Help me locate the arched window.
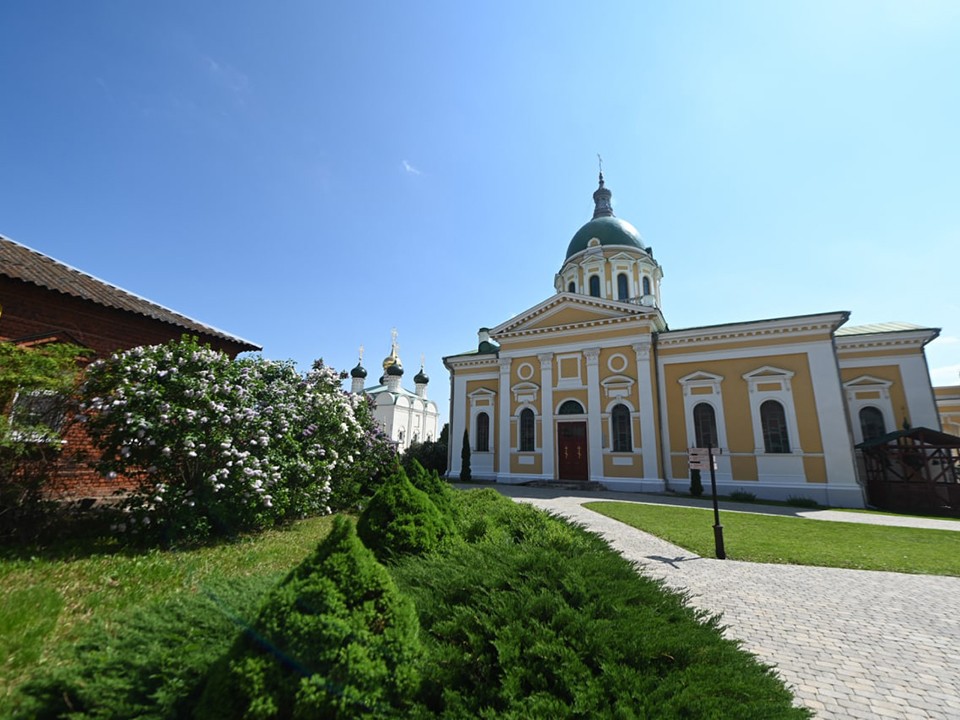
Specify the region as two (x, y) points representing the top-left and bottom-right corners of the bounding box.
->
(617, 273), (629, 300)
(558, 400), (584, 415)
(476, 412), (490, 452)
(642, 276), (651, 296)
(589, 275), (601, 297)
(519, 408), (535, 451)
(760, 400), (790, 453)
(567, 281), (576, 293)
(611, 404), (632, 452)
(859, 407), (886, 442)
(693, 403), (718, 449)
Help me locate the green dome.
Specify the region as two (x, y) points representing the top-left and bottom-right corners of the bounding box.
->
(350, 362), (367, 379)
(565, 216), (646, 260)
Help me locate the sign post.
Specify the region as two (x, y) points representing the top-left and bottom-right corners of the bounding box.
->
(707, 443), (725, 559)
(688, 445), (725, 559)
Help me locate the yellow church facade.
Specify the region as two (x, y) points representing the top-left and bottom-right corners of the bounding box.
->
(443, 175), (943, 508)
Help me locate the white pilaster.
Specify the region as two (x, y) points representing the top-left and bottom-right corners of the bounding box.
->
(498, 357), (512, 478)
(450, 373), (468, 478)
(633, 338), (659, 479)
(808, 344), (864, 505)
(539, 352), (555, 478)
(584, 348), (604, 480)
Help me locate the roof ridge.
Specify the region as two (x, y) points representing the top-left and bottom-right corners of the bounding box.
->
(0, 234), (260, 350)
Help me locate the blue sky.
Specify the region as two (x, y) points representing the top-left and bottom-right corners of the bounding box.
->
(2, 1), (959, 428)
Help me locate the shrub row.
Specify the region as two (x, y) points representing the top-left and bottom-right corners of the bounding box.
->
(13, 478), (809, 719)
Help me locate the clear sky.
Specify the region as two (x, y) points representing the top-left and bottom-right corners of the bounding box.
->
(2, 1), (959, 428)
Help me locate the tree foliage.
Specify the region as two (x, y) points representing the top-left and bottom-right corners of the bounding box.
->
(0, 341), (88, 541)
(689, 469), (704, 498)
(459, 429), (471, 482)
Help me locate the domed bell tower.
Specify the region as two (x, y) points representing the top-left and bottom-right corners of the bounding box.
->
(554, 171), (663, 309)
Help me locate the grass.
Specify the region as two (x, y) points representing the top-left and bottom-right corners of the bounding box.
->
(0, 515), (336, 709)
(1, 490), (809, 718)
(584, 501), (960, 576)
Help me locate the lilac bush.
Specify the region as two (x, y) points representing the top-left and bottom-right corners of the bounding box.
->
(80, 337), (395, 543)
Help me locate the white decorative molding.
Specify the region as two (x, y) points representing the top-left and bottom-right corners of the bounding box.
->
(511, 381), (540, 404)
(607, 353), (628, 373)
(556, 352), (583, 389)
(678, 370), (729, 454)
(601, 374), (635, 399)
(517, 362), (534, 381)
(843, 375), (895, 444)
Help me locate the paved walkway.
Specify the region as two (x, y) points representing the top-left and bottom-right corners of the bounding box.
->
(493, 486), (960, 720)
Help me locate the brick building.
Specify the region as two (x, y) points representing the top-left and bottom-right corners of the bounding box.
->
(1, 234), (261, 498)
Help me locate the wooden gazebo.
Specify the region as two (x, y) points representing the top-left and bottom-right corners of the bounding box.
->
(856, 427), (960, 517)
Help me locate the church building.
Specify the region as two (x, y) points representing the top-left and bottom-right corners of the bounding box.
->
(350, 332), (439, 452)
(443, 174), (944, 508)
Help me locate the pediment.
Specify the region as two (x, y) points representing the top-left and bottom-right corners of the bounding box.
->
(742, 365), (794, 381)
(491, 293), (651, 336)
(843, 375), (893, 389)
(678, 371), (724, 385)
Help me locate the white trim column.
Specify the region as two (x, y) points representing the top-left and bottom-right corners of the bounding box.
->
(808, 344), (863, 506)
(450, 372), (468, 478)
(584, 348), (604, 480)
(633, 338), (659, 479)
(498, 357), (512, 478)
(539, 352), (555, 479)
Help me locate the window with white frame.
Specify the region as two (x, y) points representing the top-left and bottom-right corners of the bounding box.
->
(858, 406), (886, 442)
(475, 412), (490, 452)
(589, 275), (601, 297)
(692, 402), (718, 449)
(610, 403), (632, 452)
(617, 273), (629, 300)
(760, 400), (791, 453)
(678, 371), (728, 452)
(843, 376), (896, 445)
(519, 408), (535, 452)
(742, 366), (800, 455)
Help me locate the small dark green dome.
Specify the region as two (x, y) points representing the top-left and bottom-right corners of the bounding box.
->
(350, 363), (367, 379)
(386, 362), (404, 377)
(565, 216), (645, 260)
(414, 369), (429, 384)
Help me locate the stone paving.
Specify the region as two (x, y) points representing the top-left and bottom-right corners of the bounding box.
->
(496, 487), (960, 720)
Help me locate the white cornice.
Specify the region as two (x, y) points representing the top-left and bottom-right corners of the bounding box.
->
(442, 355), (499, 371)
(659, 312), (849, 349)
(834, 329), (939, 352)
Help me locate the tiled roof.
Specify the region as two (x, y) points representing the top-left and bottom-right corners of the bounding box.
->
(0, 234), (260, 350)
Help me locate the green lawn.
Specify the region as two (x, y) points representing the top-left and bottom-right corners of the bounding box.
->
(0, 516), (336, 708)
(583, 501), (960, 576)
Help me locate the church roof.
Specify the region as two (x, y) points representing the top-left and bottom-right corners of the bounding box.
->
(566, 216), (646, 259)
(0, 234), (260, 351)
(564, 173), (647, 260)
(835, 322), (931, 336)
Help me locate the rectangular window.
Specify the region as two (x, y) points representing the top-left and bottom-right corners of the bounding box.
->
(8, 390), (66, 442)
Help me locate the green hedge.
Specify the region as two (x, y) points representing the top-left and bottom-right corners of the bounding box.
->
(10, 487), (808, 719)
(196, 517), (421, 719)
(356, 468), (451, 561)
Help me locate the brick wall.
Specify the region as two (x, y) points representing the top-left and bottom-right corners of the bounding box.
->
(0, 277), (252, 358)
(2, 276), (256, 500)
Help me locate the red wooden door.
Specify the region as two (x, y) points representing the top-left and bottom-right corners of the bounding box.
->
(557, 422), (588, 481)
